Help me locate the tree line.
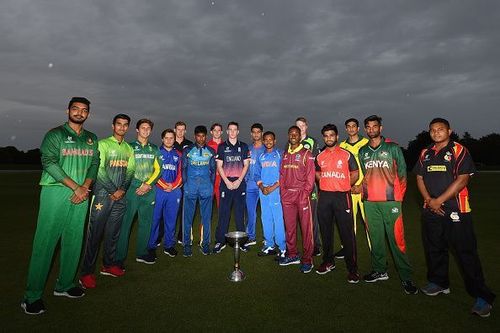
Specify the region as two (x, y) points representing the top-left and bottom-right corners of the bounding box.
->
(1, 130), (499, 169)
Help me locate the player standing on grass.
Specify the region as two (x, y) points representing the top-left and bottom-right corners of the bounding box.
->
(21, 97), (99, 315)
(147, 129), (183, 258)
(315, 124), (360, 282)
(279, 126), (316, 273)
(359, 115), (417, 294)
(182, 125), (216, 257)
(115, 119), (161, 266)
(207, 123), (223, 208)
(244, 123), (266, 248)
(335, 118), (370, 259)
(415, 118), (495, 317)
(255, 131), (286, 257)
(80, 114), (135, 289)
(295, 117), (322, 257)
(213, 122), (250, 254)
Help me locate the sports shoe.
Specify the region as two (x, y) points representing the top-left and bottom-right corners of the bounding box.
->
(164, 247), (178, 257)
(100, 266), (125, 277)
(244, 239), (257, 247)
(279, 256), (301, 266)
(257, 246), (277, 257)
(21, 299), (45, 315)
(334, 247), (345, 259)
(79, 274), (96, 289)
(53, 286), (85, 298)
(471, 298), (492, 318)
(363, 271), (389, 283)
(136, 254), (156, 264)
(315, 262), (335, 275)
(213, 243), (226, 254)
(300, 263), (314, 273)
(183, 245), (193, 257)
(275, 249), (286, 261)
(402, 280), (419, 295)
(200, 245), (211, 256)
(313, 247), (321, 257)
(420, 282), (450, 296)
(347, 272), (360, 284)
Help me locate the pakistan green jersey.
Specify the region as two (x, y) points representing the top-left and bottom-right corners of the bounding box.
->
(39, 122), (99, 186)
(359, 138), (407, 202)
(129, 140), (161, 188)
(95, 136), (135, 194)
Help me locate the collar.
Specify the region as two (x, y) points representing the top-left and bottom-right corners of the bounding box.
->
(288, 144), (304, 154)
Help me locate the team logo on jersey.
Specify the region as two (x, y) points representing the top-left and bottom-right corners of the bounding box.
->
(95, 202), (103, 211)
(391, 207), (399, 214)
(423, 154), (430, 162)
(337, 160), (343, 169)
(64, 136), (75, 144)
(363, 152), (370, 159)
(444, 152), (452, 162)
(238, 147), (241, 153)
(87, 137), (94, 145)
(173, 155), (179, 162)
(450, 212), (460, 222)
(159, 155), (164, 161)
(295, 154), (301, 161)
(109, 150), (117, 157)
(225, 147), (231, 153)
(380, 151), (388, 157)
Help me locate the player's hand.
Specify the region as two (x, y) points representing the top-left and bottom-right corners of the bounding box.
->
(224, 179), (233, 190)
(351, 184), (362, 194)
(232, 179), (241, 189)
(111, 189), (125, 201)
(136, 183), (151, 196)
(428, 198), (445, 216)
(70, 186), (88, 204)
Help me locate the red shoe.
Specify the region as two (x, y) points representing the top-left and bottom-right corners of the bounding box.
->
(79, 274), (96, 289)
(100, 266), (125, 277)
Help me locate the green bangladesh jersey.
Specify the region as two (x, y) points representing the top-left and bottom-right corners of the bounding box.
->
(95, 136), (136, 194)
(39, 122), (99, 186)
(359, 137), (407, 202)
(129, 140), (161, 188)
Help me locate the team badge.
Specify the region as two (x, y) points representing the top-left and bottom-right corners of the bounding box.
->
(87, 137), (94, 145)
(238, 147), (241, 153)
(450, 212), (460, 222)
(173, 155), (179, 162)
(295, 154), (301, 161)
(380, 151), (388, 157)
(444, 152), (452, 162)
(109, 150), (117, 157)
(391, 207), (399, 214)
(64, 136), (75, 144)
(337, 160), (343, 169)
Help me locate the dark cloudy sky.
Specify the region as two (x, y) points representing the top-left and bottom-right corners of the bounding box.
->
(1, 0), (499, 150)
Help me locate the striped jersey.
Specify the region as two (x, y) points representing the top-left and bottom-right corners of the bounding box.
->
(339, 136), (368, 186)
(182, 144), (216, 184)
(157, 146), (182, 190)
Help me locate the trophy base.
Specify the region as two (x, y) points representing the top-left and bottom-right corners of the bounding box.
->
(228, 269), (245, 282)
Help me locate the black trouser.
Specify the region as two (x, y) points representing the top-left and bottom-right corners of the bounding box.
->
(422, 209), (495, 305)
(317, 190), (357, 273)
(81, 192), (126, 275)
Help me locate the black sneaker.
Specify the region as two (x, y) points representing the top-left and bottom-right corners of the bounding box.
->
(363, 271), (389, 283)
(212, 243), (226, 254)
(164, 247), (178, 257)
(53, 286), (85, 298)
(21, 299), (46, 315)
(136, 254), (156, 264)
(334, 247), (345, 259)
(313, 247), (321, 257)
(402, 280), (419, 295)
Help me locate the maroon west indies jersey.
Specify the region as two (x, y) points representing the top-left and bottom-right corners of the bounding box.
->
(279, 144), (316, 194)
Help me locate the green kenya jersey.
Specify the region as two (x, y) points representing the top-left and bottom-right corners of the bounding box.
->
(39, 122), (99, 186)
(129, 140), (161, 188)
(95, 136), (136, 194)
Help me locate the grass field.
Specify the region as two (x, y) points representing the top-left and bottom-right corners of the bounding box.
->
(1, 171), (498, 332)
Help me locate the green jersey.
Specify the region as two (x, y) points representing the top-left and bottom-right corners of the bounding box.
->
(95, 136), (135, 194)
(359, 137), (407, 202)
(129, 140), (161, 188)
(39, 122), (99, 186)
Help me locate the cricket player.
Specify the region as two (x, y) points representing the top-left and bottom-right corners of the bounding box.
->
(335, 118), (370, 259)
(359, 115), (417, 294)
(244, 123), (266, 247)
(207, 123), (223, 208)
(415, 118), (495, 317)
(148, 129), (183, 258)
(315, 124), (359, 282)
(22, 97), (98, 315)
(295, 117), (321, 256)
(115, 119), (161, 266)
(255, 131), (286, 257)
(213, 121), (250, 254)
(279, 126), (316, 273)
(80, 114), (135, 288)
(182, 125), (216, 256)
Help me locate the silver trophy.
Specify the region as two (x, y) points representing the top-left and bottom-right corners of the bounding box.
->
(225, 231), (248, 282)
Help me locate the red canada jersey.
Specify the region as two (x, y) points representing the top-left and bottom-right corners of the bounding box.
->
(315, 146), (358, 192)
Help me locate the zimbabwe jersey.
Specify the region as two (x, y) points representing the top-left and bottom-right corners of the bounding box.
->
(129, 140), (161, 187)
(414, 141), (475, 213)
(95, 136), (135, 194)
(39, 122), (99, 186)
(339, 136), (368, 186)
(359, 138), (407, 202)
